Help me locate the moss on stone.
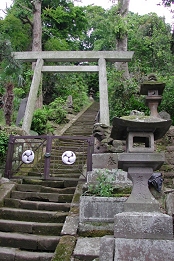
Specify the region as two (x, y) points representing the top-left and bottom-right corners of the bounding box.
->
(78, 229), (113, 237)
(72, 192), (81, 203)
(52, 235), (76, 261)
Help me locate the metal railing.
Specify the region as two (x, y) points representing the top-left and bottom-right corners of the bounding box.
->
(4, 134), (94, 180)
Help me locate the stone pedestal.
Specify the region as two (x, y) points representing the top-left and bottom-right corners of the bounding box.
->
(125, 167), (160, 212)
(99, 212), (174, 261)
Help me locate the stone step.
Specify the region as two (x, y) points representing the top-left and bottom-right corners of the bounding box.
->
(49, 173), (81, 179)
(10, 191), (74, 203)
(43, 178), (79, 187)
(16, 184), (76, 194)
(4, 198), (71, 212)
(27, 171), (82, 177)
(0, 208), (67, 223)
(0, 231), (60, 251)
(22, 177), (79, 187)
(0, 246), (53, 261)
(0, 219), (63, 235)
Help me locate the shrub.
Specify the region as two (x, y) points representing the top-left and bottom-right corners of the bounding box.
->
(31, 108), (49, 134)
(0, 130), (9, 160)
(47, 97), (67, 124)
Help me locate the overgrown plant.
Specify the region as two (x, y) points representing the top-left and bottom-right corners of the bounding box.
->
(88, 170), (114, 197)
(0, 130), (9, 162)
(31, 108), (54, 135)
(47, 98), (67, 124)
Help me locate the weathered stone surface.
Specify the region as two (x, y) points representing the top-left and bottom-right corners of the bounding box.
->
(61, 216), (79, 236)
(73, 237), (100, 261)
(87, 167), (132, 188)
(114, 238), (174, 261)
(13, 51), (134, 62)
(123, 167), (160, 212)
(0, 246), (15, 261)
(53, 235), (76, 261)
(78, 222), (114, 236)
(118, 153), (165, 171)
(0, 183), (16, 207)
(99, 236), (115, 261)
(166, 192), (174, 216)
(92, 153), (118, 169)
(114, 212), (173, 239)
(127, 132), (154, 153)
(16, 97), (28, 126)
(80, 196), (127, 223)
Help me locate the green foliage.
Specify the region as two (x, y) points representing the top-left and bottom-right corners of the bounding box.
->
(0, 14), (31, 51)
(159, 75), (174, 124)
(0, 130), (9, 159)
(127, 12), (173, 74)
(47, 97), (67, 124)
(43, 73), (89, 113)
(88, 170), (114, 197)
(42, 1), (87, 50)
(31, 108), (49, 135)
(108, 68), (148, 121)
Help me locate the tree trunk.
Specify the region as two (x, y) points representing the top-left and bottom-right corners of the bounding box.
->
(32, 0), (42, 53)
(32, 0), (43, 109)
(115, 0), (130, 79)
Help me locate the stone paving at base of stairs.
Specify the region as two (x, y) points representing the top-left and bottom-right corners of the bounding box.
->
(73, 237), (101, 261)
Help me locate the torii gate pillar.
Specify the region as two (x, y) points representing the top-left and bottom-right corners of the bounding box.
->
(98, 58), (110, 126)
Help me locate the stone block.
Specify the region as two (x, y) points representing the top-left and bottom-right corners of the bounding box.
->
(99, 236), (115, 261)
(80, 196), (127, 223)
(92, 153), (118, 169)
(73, 237), (100, 261)
(114, 212), (173, 240)
(61, 216), (79, 236)
(114, 238), (174, 261)
(87, 168), (132, 188)
(166, 192), (174, 216)
(118, 153), (165, 171)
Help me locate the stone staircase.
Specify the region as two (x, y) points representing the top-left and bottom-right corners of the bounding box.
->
(0, 102), (99, 261)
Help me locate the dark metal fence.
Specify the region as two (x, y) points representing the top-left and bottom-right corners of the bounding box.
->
(4, 135), (94, 180)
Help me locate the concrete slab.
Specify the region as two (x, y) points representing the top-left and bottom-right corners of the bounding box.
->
(73, 237), (101, 261)
(114, 238), (174, 261)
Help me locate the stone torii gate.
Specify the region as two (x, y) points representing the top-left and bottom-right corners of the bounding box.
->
(12, 51), (134, 134)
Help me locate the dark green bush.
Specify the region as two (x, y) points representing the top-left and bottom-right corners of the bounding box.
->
(47, 97), (67, 124)
(0, 130), (9, 160)
(31, 108), (49, 135)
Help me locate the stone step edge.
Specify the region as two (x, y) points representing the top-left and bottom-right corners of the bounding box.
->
(0, 246), (53, 261)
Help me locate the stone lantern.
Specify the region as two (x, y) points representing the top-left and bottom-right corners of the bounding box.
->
(140, 74), (165, 118)
(99, 75), (174, 261)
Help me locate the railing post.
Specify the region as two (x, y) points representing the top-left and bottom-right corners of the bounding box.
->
(44, 135), (52, 179)
(87, 136), (94, 172)
(4, 135), (15, 179)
